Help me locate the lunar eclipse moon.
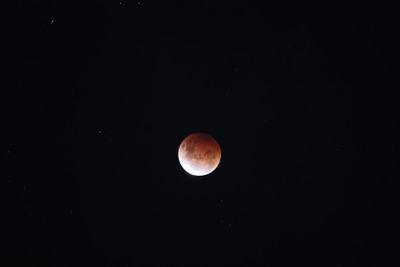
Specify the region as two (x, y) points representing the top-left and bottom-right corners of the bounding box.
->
(178, 133), (221, 176)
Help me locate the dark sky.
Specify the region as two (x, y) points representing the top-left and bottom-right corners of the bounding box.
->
(4, 1), (399, 265)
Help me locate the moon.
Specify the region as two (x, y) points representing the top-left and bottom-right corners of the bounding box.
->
(178, 133), (221, 176)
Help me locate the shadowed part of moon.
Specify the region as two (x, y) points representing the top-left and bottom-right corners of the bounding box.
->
(178, 133), (221, 176)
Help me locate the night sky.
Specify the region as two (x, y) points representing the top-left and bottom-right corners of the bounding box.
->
(5, 1), (399, 265)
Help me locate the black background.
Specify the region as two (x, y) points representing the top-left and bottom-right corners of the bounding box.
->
(4, 1), (399, 265)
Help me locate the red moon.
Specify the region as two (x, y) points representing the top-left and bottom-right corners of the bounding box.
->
(178, 133), (221, 176)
